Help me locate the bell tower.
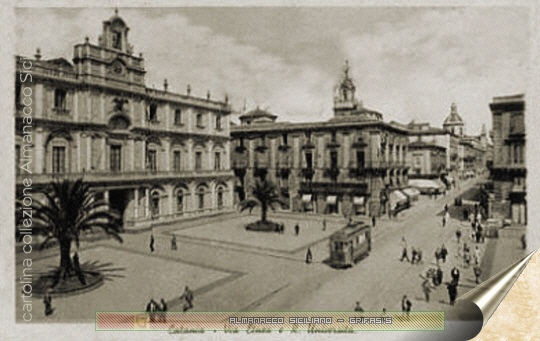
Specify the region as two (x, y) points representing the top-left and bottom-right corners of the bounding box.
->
(99, 8), (132, 54)
(333, 60), (362, 118)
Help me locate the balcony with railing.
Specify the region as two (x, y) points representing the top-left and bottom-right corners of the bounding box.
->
(16, 169), (233, 185)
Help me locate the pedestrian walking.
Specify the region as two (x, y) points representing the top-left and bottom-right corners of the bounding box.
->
(146, 298), (158, 323)
(159, 298), (168, 323)
(455, 229), (462, 245)
(463, 208), (469, 221)
(411, 247), (417, 264)
(436, 266), (443, 286)
(171, 235), (177, 251)
(371, 215), (376, 227)
(149, 234), (155, 253)
(521, 234), (527, 250)
(442, 214), (446, 227)
(322, 218), (327, 231)
(421, 278), (432, 302)
(401, 295), (412, 316)
(180, 286), (194, 311)
(473, 266), (482, 284)
(435, 247), (441, 266)
(440, 244), (448, 263)
(446, 280), (458, 306)
(399, 237), (410, 262)
(43, 288), (54, 316)
(450, 266), (460, 286)
(416, 248), (423, 264)
(444, 203), (449, 213)
(474, 246), (481, 265)
(305, 247), (313, 264)
(354, 301), (364, 312)
(294, 223), (300, 236)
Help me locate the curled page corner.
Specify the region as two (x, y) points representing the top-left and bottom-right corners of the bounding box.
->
(456, 249), (537, 326)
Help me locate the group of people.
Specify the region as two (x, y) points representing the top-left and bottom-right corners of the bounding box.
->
(145, 298), (168, 323)
(399, 237), (423, 264)
(434, 244), (448, 265)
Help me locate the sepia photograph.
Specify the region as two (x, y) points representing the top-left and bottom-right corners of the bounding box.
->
(7, 3), (534, 338)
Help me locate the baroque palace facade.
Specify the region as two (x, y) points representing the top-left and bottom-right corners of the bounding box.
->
(15, 11), (234, 230)
(231, 62), (410, 218)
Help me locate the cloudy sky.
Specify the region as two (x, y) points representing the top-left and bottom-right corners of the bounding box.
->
(15, 6), (529, 134)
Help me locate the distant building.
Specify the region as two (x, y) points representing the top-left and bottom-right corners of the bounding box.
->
(407, 122), (459, 179)
(231, 62), (410, 218)
(484, 94), (526, 224)
(15, 11), (234, 230)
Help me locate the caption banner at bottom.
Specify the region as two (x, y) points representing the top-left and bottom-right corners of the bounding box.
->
(96, 311), (445, 332)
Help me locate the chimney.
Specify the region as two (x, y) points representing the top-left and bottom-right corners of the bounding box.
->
(163, 79), (168, 92)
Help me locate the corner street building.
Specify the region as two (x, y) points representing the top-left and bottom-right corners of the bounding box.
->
(231, 62), (410, 218)
(14, 11), (234, 230)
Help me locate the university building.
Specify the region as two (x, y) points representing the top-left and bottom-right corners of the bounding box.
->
(15, 11), (235, 230)
(484, 94), (526, 224)
(231, 62), (410, 218)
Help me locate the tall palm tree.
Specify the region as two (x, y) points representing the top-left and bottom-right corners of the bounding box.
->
(239, 179), (284, 222)
(16, 178), (123, 284)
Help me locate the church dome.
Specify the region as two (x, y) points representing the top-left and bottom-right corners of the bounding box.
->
(443, 103), (464, 126)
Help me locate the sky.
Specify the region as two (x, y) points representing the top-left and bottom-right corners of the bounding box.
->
(15, 6), (530, 135)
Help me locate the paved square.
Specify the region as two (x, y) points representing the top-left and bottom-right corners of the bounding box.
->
(16, 246), (234, 322)
(171, 213), (346, 253)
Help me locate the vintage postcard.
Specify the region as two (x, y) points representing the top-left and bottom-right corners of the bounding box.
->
(1, 1), (537, 340)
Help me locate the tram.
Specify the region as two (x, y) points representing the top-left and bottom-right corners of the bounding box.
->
(329, 222), (372, 268)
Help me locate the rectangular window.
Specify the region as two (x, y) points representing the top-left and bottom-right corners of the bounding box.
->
(282, 133), (288, 145)
(216, 115), (222, 130)
(148, 104), (157, 122)
(196, 113), (204, 127)
(147, 149), (157, 172)
(174, 109), (182, 125)
(214, 152), (221, 170)
(356, 150), (365, 169)
(110, 145), (122, 172)
(173, 151), (181, 171)
(305, 152), (313, 169)
(331, 131), (337, 142)
(195, 152), (202, 170)
(54, 89), (67, 111)
(330, 151), (338, 169)
(52, 146), (66, 174)
(176, 192), (184, 212)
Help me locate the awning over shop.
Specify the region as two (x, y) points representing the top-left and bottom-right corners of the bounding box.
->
(353, 196), (365, 205)
(389, 190), (408, 207)
(402, 188), (420, 200)
(326, 195), (337, 205)
(302, 194), (312, 203)
(408, 179), (441, 190)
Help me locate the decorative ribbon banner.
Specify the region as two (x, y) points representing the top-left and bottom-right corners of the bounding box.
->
(96, 311), (444, 332)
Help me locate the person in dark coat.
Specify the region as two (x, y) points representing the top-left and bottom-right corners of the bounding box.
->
(371, 215), (376, 227)
(171, 235), (177, 251)
(440, 244), (448, 263)
(294, 223), (300, 236)
(159, 298), (167, 323)
(43, 289), (54, 316)
(146, 298), (158, 323)
(150, 234), (155, 252)
(401, 295), (412, 317)
(305, 247), (313, 264)
(521, 234), (527, 250)
(436, 266), (443, 286)
(450, 267), (460, 285)
(455, 229), (462, 245)
(473, 266), (482, 284)
(181, 286), (194, 311)
(446, 280), (458, 306)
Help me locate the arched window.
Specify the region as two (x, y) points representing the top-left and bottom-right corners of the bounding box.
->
(176, 190), (184, 213)
(151, 191), (160, 216)
(217, 187), (224, 209)
(197, 187), (205, 210)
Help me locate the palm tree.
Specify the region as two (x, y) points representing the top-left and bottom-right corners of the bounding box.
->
(16, 178), (123, 285)
(239, 179), (284, 222)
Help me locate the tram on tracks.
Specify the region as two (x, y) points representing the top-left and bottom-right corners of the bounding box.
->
(329, 221), (372, 268)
